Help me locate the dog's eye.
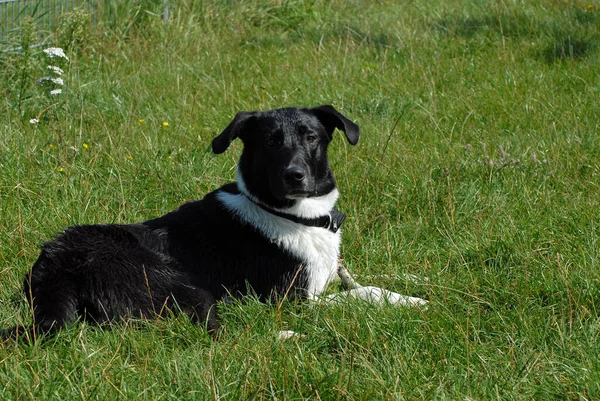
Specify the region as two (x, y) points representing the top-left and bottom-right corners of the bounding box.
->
(306, 135), (317, 144)
(266, 138), (277, 147)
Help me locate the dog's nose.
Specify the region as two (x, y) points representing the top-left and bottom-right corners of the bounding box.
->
(284, 165), (306, 182)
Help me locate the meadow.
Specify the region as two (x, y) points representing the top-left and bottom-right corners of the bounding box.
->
(1, 0), (599, 399)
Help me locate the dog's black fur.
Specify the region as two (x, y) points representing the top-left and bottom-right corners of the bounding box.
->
(1, 105), (359, 342)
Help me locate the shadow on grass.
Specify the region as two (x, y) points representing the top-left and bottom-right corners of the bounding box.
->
(542, 36), (597, 62)
(431, 7), (599, 63)
(432, 12), (537, 39)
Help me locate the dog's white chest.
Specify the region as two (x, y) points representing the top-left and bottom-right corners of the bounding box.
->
(216, 190), (341, 298)
(271, 223), (340, 297)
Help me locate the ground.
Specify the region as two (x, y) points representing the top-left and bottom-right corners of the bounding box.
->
(0, 0), (599, 399)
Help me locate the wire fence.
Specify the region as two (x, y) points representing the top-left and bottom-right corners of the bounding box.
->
(0, 0), (171, 51)
(1, 0), (89, 47)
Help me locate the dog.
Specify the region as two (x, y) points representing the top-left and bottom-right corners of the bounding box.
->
(1, 105), (361, 341)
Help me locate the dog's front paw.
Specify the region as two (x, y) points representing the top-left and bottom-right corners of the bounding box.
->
(325, 286), (429, 309)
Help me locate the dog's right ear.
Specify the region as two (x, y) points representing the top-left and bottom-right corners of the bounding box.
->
(212, 112), (258, 154)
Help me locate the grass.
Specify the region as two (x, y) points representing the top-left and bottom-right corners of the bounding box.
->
(1, 0), (599, 399)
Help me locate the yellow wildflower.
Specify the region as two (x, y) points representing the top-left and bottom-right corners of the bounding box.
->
(162, 121), (169, 127)
(83, 143), (90, 149)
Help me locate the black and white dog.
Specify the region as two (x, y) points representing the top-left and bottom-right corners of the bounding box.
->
(1, 105), (368, 341)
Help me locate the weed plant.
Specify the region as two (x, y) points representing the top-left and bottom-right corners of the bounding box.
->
(1, 0), (599, 399)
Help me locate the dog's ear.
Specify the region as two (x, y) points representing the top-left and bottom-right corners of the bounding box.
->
(212, 111), (258, 154)
(307, 105), (360, 145)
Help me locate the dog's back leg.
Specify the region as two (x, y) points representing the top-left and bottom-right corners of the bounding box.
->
(172, 285), (220, 337)
(23, 254), (79, 340)
(30, 283), (78, 338)
(1, 273), (78, 343)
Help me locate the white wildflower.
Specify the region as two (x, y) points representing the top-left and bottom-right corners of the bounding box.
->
(50, 89), (62, 96)
(47, 65), (64, 76)
(29, 118), (39, 124)
(36, 76), (64, 86)
(43, 47), (69, 61)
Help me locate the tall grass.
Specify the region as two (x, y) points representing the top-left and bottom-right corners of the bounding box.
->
(1, 0), (599, 399)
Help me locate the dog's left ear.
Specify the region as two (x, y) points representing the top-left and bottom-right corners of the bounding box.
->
(307, 105), (360, 145)
(212, 111), (258, 154)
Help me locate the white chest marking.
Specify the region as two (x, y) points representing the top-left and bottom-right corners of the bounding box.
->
(216, 180), (341, 298)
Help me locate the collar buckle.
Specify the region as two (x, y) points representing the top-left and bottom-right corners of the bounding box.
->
(322, 213), (334, 232)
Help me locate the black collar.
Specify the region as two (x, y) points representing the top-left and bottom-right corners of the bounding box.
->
(244, 194), (346, 233)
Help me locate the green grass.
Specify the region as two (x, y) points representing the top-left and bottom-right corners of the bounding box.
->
(1, 0), (600, 399)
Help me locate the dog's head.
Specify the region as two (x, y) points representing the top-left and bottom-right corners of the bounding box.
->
(212, 106), (359, 209)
